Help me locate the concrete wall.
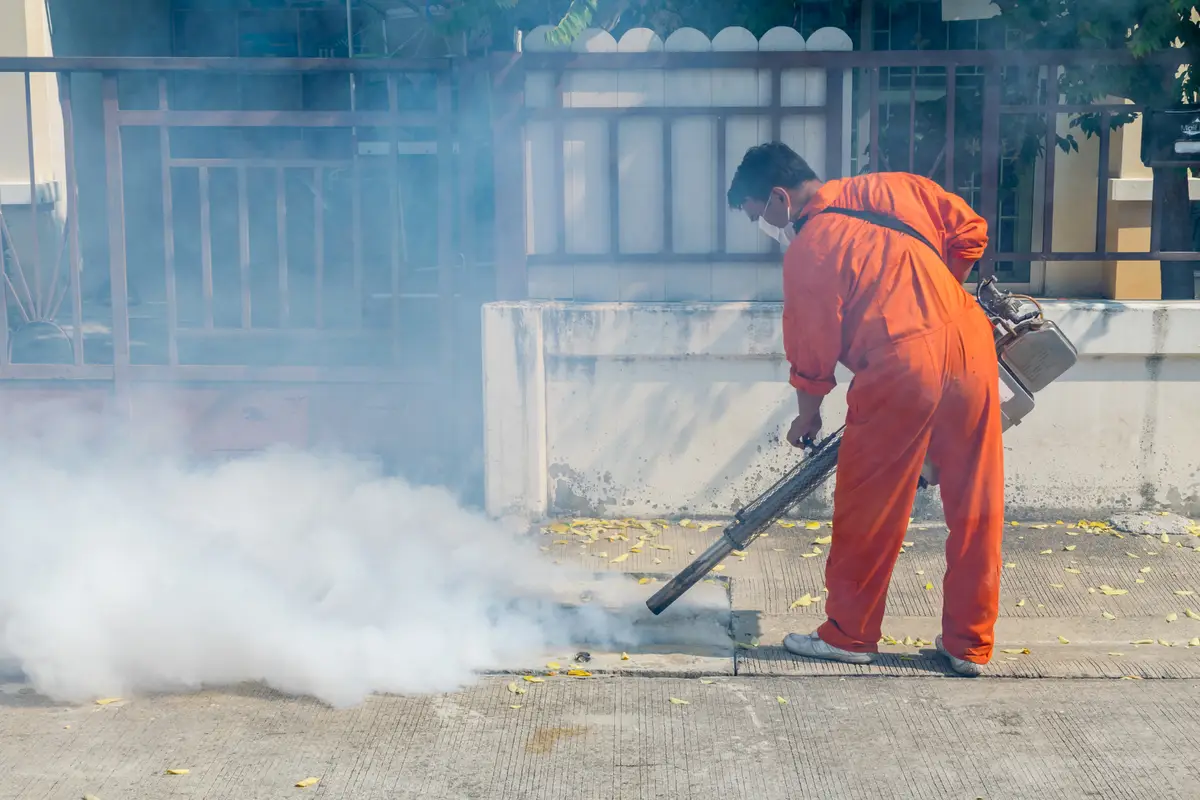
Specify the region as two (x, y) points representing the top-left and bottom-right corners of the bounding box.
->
(483, 300), (1200, 521)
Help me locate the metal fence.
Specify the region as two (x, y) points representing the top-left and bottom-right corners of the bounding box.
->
(490, 42), (1196, 299)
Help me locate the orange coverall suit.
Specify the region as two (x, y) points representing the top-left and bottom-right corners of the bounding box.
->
(784, 172), (1004, 664)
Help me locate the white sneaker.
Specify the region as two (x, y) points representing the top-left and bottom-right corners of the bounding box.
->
(782, 631), (874, 665)
(935, 635), (985, 677)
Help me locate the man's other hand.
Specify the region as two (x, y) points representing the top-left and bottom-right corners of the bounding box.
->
(786, 412), (822, 448)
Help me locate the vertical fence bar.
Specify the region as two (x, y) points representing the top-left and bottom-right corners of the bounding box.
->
(350, 95), (364, 326)
(61, 73), (84, 366)
(944, 67), (956, 190)
(715, 115), (726, 253)
(199, 166), (214, 329)
(387, 74), (402, 363)
(436, 73), (455, 382)
(979, 66), (1001, 280)
(768, 67), (783, 255)
(868, 68), (881, 172)
(553, 71), (566, 257)
(1041, 101), (1057, 257)
(907, 69), (917, 173)
(23, 73), (42, 316)
(275, 166), (289, 327)
(158, 78), (178, 365)
(825, 69), (844, 181)
(661, 116), (673, 253)
(1095, 111), (1111, 255)
(102, 74), (132, 375)
(237, 167), (251, 329)
(607, 118), (619, 255)
(492, 65), (527, 300)
(1150, 171), (1164, 254)
(314, 167), (324, 329)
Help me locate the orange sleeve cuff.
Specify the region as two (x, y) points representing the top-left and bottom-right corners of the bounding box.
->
(789, 368), (836, 397)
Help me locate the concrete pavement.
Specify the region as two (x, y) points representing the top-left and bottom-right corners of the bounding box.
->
(7, 516), (1200, 799)
(5, 677), (1200, 799)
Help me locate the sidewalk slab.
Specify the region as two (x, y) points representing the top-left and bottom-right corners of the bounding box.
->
(5, 676), (1200, 800)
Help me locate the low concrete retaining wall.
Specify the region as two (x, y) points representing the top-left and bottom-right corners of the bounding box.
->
(482, 300), (1200, 520)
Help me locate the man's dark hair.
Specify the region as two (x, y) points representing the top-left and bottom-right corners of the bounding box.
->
(726, 142), (820, 210)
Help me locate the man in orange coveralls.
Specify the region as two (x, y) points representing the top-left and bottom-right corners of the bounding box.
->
(727, 142), (1004, 677)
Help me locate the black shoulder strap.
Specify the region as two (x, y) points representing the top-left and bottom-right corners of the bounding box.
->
(801, 207), (943, 263)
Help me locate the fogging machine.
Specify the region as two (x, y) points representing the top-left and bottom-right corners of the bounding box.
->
(646, 277), (1078, 615)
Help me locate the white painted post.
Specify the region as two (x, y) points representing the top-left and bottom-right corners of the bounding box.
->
(712, 26), (769, 256)
(563, 29), (617, 256)
(522, 25), (563, 257)
(806, 27), (855, 180)
(617, 28), (665, 256)
(664, 28), (715, 255)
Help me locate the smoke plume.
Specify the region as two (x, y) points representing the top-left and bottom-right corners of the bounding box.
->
(0, 397), (702, 709)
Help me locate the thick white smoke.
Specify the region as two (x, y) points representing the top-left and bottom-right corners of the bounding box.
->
(0, 397), (672, 709)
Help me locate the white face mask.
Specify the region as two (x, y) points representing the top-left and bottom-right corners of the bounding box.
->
(756, 190), (794, 248)
(757, 216), (795, 247)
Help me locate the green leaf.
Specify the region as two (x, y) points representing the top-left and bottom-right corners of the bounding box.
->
(545, 0), (600, 47)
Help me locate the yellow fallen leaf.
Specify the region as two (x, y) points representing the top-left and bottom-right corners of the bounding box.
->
(1109, 652), (1124, 657)
(915, 569), (925, 575)
(610, 553), (630, 564)
(1016, 599), (1026, 607)
(629, 547), (643, 554)
(1131, 639), (1155, 645)
(902, 541), (914, 547)
(94, 698), (122, 706)
(1001, 648), (1030, 655)
(699, 679), (714, 684)
(1010, 521), (1019, 526)
(1063, 545), (1077, 552)
(1039, 549), (1053, 555)
(523, 676), (544, 683)
(1064, 568), (1082, 574)
(813, 535), (832, 545)
(1138, 565), (1153, 574)
(1050, 583), (1065, 588)
(903, 636), (914, 646)
(730, 550), (747, 557)
(165, 769), (190, 776)
(1162, 534), (1171, 543)
(1136, 579), (1146, 584)
(777, 521), (796, 528)
(669, 697), (690, 705)
(790, 594), (815, 609)
(1186, 609), (1200, 620)
(1031, 524), (1049, 530)
(800, 553), (819, 559)
(507, 682), (526, 695)
(1099, 585), (1128, 596)
(548, 523), (569, 533)
(1167, 613), (1178, 622)
(1058, 636), (1070, 644)
(621, 652), (630, 661)
(699, 522), (721, 531)
(711, 565), (726, 572)
(1056, 520), (1066, 525)
(679, 519), (693, 527)
(654, 545), (673, 552)
(1160, 639), (1175, 647)
(924, 582), (934, 591)
(777, 696), (788, 704)
(1190, 639), (1200, 648)
(1127, 552), (1140, 559)
(566, 670), (591, 677)
(547, 662), (561, 669)
(1005, 562), (1016, 568)
(295, 777), (320, 788)
(1102, 611), (1116, 620)
(805, 521), (822, 530)
(637, 577), (653, 585)
(510, 704), (522, 709)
